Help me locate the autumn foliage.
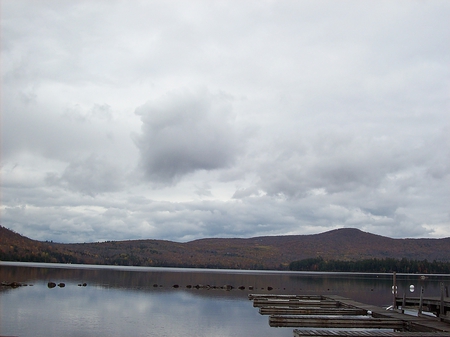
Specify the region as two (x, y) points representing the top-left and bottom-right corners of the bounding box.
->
(1, 226), (449, 270)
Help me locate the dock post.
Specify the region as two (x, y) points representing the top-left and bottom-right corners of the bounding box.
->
(441, 282), (445, 319)
(419, 286), (424, 315)
(401, 292), (406, 314)
(392, 272), (397, 310)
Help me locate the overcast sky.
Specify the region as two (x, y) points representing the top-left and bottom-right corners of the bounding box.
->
(1, 0), (449, 243)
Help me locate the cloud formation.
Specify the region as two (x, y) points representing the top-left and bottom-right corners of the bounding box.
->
(134, 89), (240, 184)
(46, 154), (123, 196)
(1, 1), (449, 243)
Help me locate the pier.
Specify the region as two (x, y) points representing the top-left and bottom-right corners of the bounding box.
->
(395, 296), (450, 321)
(248, 294), (450, 336)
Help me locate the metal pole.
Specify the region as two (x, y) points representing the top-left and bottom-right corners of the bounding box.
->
(402, 292), (406, 314)
(440, 282), (445, 319)
(419, 286), (423, 315)
(392, 272), (397, 310)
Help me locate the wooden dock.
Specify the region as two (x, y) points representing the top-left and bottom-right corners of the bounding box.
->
(248, 294), (450, 336)
(253, 298), (340, 308)
(270, 315), (405, 329)
(396, 296), (450, 321)
(293, 330), (450, 337)
(259, 307), (367, 315)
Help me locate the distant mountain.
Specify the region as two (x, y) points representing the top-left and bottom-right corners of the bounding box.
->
(1, 226), (449, 270)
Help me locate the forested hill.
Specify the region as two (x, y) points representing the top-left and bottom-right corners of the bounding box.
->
(1, 226), (449, 270)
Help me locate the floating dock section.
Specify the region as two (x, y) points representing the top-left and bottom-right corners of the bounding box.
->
(248, 294), (450, 336)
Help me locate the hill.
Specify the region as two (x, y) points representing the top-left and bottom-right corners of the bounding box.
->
(1, 226), (449, 270)
(0, 226), (85, 264)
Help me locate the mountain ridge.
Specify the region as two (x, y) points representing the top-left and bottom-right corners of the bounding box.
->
(1, 226), (449, 269)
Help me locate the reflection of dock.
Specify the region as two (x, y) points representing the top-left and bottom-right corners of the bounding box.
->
(248, 294), (450, 336)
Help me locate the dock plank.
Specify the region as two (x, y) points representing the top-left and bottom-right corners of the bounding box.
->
(259, 307), (367, 315)
(269, 315), (404, 329)
(253, 298), (340, 308)
(250, 294), (450, 333)
(248, 294), (324, 300)
(395, 297), (450, 317)
(327, 295), (450, 332)
(293, 330), (450, 337)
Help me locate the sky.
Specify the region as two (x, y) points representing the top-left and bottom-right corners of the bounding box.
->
(1, 0), (449, 243)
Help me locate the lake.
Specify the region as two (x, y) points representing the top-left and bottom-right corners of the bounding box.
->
(1, 262), (448, 337)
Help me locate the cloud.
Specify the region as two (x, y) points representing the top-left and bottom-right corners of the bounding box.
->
(1, 1), (449, 243)
(134, 89), (241, 185)
(46, 155), (124, 196)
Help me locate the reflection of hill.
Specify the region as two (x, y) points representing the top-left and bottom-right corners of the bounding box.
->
(1, 264), (446, 307)
(1, 226), (450, 270)
(0, 263), (390, 304)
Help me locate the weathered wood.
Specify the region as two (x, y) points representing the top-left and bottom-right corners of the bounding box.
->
(293, 330), (450, 337)
(393, 271), (397, 310)
(259, 306), (367, 315)
(420, 287), (424, 315)
(395, 296), (450, 317)
(403, 292), (407, 314)
(253, 298), (339, 308)
(269, 315), (405, 329)
(328, 295), (450, 332)
(250, 294), (450, 332)
(248, 294), (324, 300)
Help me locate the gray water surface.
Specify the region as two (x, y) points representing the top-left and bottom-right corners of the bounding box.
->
(1, 262), (448, 337)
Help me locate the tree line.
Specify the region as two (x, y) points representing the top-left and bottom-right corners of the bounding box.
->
(0, 247), (81, 264)
(289, 257), (450, 273)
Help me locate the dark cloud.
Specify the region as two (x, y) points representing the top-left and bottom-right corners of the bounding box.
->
(134, 89), (240, 184)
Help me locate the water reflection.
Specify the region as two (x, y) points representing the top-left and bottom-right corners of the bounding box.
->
(2, 281), (285, 337)
(1, 262), (448, 337)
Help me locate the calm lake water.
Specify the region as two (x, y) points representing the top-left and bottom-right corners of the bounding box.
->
(1, 262), (449, 337)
